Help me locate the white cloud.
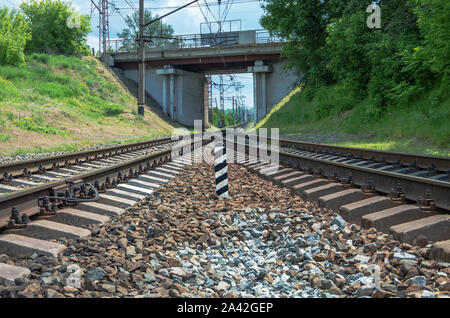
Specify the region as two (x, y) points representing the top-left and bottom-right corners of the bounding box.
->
(163, 0), (207, 34)
(86, 35), (99, 50)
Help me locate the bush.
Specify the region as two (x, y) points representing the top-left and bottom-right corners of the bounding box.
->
(0, 7), (31, 66)
(413, 0), (450, 78)
(20, 0), (91, 56)
(30, 53), (50, 64)
(0, 76), (20, 101)
(261, 0), (449, 115)
(102, 104), (125, 117)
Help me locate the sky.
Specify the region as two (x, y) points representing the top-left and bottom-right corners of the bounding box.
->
(4, 0), (267, 112)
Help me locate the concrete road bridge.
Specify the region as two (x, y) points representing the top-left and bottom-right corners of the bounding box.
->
(105, 30), (298, 127)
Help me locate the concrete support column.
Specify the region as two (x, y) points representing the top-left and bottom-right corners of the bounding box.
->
(157, 65), (183, 120)
(169, 74), (175, 120)
(249, 60), (272, 124)
(261, 71), (266, 116)
(156, 65), (205, 127)
(203, 75), (209, 128)
(253, 73), (259, 124)
(162, 76), (168, 115)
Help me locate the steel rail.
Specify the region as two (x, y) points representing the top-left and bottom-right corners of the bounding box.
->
(278, 150), (450, 211)
(277, 138), (450, 172)
(0, 136), (173, 178)
(228, 137), (450, 211)
(0, 134), (207, 229)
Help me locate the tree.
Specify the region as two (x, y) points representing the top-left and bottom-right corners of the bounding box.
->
(20, 0), (91, 56)
(260, 0), (447, 110)
(0, 7), (31, 66)
(413, 0), (450, 78)
(116, 9), (175, 51)
(260, 0), (346, 85)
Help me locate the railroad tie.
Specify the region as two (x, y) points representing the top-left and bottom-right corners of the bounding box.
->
(214, 142), (229, 198)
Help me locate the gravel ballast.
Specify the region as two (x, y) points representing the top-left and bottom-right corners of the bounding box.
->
(0, 161), (449, 298)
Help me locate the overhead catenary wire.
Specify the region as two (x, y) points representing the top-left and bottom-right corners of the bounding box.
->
(5, 0), (19, 7)
(106, 0), (258, 13)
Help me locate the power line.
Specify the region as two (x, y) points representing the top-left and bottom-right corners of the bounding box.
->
(5, 0), (19, 7)
(124, 0), (136, 11)
(110, 0), (258, 12)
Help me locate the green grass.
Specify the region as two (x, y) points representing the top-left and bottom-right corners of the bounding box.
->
(0, 53), (176, 155)
(8, 134), (170, 156)
(0, 133), (11, 142)
(9, 143), (80, 156)
(0, 54), (135, 121)
(255, 79), (450, 156)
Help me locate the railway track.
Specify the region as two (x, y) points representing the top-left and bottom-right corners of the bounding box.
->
(0, 133), (212, 287)
(0, 131), (449, 297)
(0, 134), (209, 230)
(225, 132), (450, 260)
(227, 133), (450, 209)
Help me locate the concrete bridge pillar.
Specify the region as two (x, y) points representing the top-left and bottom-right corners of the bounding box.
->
(169, 74), (175, 119)
(156, 65), (206, 127)
(157, 65), (183, 121)
(249, 60), (298, 125)
(249, 60), (272, 124)
(203, 76), (210, 127)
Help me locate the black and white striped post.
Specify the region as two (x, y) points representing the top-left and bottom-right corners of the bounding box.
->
(214, 142), (228, 198)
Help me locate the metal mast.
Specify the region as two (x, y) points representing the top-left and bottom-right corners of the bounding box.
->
(91, 0), (110, 55)
(99, 0), (110, 54)
(137, 0), (199, 116)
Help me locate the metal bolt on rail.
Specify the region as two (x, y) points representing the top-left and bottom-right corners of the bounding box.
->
(362, 177), (375, 195)
(7, 207), (29, 229)
(418, 190), (436, 211)
(340, 175), (353, 188)
(38, 165), (46, 174)
(389, 183), (406, 204)
(22, 168), (30, 177)
(105, 176), (111, 188)
(328, 172), (338, 182)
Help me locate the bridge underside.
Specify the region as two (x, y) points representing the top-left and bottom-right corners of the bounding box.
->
(109, 44), (297, 127)
(114, 53), (281, 74)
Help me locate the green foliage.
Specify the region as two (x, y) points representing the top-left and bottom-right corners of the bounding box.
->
(260, 0), (450, 119)
(413, 0), (450, 77)
(116, 9), (175, 51)
(8, 112), (68, 135)
(20, 0), (91, 56)
(260, 0), (338, 85)
(0, 75), (20, 101)
(0, 54), (129, 121)
(211, 108), (226, 127)
(0, 53), (176, 155)
(326, 11), (376, 92)
(210, 108), (245, 127)
(0, 7), (31, 66)
(101, 104), (125, 117)
(255, 83), (450, 155)
(0, 133), (11, 143)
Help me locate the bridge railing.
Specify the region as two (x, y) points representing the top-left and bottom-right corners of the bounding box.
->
(107, 29), (286, 53)
(255, 30), (285, 44)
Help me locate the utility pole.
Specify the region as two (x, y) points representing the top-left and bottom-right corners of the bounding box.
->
(137, 0), (198, 117)
(138, 0), (145, 116)
(219, 75), (225, 126)
(91, 0), (110, 56)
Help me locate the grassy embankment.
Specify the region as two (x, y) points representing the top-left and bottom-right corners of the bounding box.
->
(0, 54), (179, 156)
(254, 82), (450, 156)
